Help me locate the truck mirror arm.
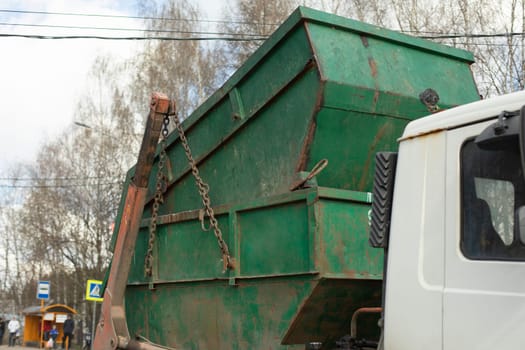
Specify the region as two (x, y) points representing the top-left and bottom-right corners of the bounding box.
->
(475, 106), (525, 182)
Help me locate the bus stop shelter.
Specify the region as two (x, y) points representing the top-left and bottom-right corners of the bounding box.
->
(22, 304), (77, 348)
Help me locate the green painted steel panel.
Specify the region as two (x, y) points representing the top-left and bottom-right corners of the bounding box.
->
(125, 187), (382, 348)
(237, 201), (311, 276)
(128, 227), (149, 283)
(146, 67), (322, 216)
(316, 199), (382, 277)
(130, 216), (232, 283)
(308, 108), (406, 192)
(157, 215), (231, 281)
(125, 275), (382, 349)
(126, 277), (315, 350)
(310, 22), (479, 117)
(109, 5), (482, 350)
(234, 26), (314, 119)
(116, 5), (479, 227)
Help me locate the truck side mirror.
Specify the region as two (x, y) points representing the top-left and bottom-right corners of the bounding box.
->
(475, 106), (525, 182)
(475, 110), (520, 150)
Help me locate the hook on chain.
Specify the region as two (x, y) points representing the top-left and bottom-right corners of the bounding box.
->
(144, 98), (234, 275)
(172, 109), (234, 272)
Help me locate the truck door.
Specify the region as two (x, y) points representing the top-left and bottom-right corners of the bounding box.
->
(443, 118), (525, 349)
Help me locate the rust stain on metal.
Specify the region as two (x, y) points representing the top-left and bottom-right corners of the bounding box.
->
(368, 57), (378, 78)
(315, 205), (326, 271)
(360, 35), (369, 47)
(373, 90), (380, 105)
(164, 155), (173, 184)
(295, 114), (318, 173)
(95, 186), (149, 350)
(335, 238), (346, 271)
(135, 93), (171, 188)
(151, 292), (159, 303)
(357, 122), (391, 191)
(94, 93), (173, 350)
(398, 126), (447, 142)
(140, 203), (231, 228)
(295, 73), (325, 175)
(304, 22), (325, 82)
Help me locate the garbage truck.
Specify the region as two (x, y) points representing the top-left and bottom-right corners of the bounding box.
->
(93, 6), (525, 350)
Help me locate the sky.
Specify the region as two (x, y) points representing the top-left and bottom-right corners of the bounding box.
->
(0, 0), (224, 176)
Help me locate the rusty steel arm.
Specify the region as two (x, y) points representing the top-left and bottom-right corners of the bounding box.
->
(93, 93), (175, 350)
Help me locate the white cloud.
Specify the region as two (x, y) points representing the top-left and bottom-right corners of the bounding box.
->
(0, 0), (142, 172)
(0, 0), (227, 174)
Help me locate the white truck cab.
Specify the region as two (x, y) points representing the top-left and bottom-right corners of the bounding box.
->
(371, 90), (525, 350)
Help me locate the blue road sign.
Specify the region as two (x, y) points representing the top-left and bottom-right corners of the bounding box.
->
(86, 279), (103, 302)
(37, 280), (50, 300)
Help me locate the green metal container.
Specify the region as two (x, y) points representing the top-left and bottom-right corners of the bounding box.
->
(114, 6), (479, 349)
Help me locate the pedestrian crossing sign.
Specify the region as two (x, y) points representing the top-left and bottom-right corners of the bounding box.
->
(86, 279), (104, 302)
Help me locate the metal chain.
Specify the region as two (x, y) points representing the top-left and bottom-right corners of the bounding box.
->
(144, 115), (170, 277)
(172, 112), (234, 272)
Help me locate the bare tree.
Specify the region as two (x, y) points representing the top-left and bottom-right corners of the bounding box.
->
(220, 0), (299, 68)
(0, 55), (142, 315)
(0, 165), (42, 312)
(367, 0), (525, 97)
(131, 0), (228, 119)
(220, 0), (392, 70)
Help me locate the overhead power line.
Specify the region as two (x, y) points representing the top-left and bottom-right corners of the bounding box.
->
(0, 8), (523, 42)
(1, 8), (522, 40)
(0, 31), (521, 42)
(0, 33), (267, 41)
(0, 8), (278, 27)
(0, 21), (266, 37)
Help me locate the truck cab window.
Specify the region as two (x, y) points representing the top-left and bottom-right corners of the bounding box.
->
(461, 138), (525, 260)
(474, 177), (514, 245)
